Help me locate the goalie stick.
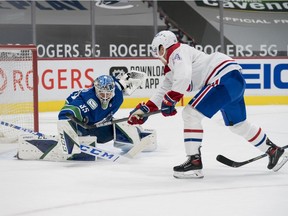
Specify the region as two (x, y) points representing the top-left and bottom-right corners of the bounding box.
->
(79, 143), (128, 162)
(216, 145), (288, 171)
(66, 108), (167, 129)
(0, 120), (125, 162)
(0, 120), (47, 138)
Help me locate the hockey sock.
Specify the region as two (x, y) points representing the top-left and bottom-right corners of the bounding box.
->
(182, 106), (204, 155)
(230, 121), (268, 152)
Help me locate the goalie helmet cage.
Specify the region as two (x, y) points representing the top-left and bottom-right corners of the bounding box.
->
(0, 44), (39, 143)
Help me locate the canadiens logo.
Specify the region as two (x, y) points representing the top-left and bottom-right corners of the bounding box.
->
(0, 68), (7, 94)
(172, 53), (182, 64)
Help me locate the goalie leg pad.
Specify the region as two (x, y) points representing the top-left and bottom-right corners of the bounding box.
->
(57, 120), (81, 154)
(18, 134), (70, 161)
(113, 122), (157, 153)
(18, 134), (98, 161)
(87, 125), (114, 143)
(69, 136), (98, 161)
(18, 120), (98, 161)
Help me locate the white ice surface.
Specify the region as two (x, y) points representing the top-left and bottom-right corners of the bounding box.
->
(0, 106), (288, 216)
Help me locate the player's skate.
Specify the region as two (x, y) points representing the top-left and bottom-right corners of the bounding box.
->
(173, 154), (204, 179)
(266, 138), (285, 170)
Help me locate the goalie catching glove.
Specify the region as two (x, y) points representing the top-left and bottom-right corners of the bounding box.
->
(128, 100), (158, 125)
(117, 70), (146, 96)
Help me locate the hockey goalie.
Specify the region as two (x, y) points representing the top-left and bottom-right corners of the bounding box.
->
(17, 71), (157, 161)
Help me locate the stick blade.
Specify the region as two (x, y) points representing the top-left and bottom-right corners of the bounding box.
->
(216, 154), (239, 167)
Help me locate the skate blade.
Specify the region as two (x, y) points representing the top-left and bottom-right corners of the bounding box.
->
(273, 152), (288, 172)
(173, 170), (204, 179)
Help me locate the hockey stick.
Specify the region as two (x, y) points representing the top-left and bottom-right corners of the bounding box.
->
(79, 144), (127, 162)
(66, 108), (167, 129)
(0, 120), (47, 138)
(124, 133), (153, 158)
(0, 120), (125, 162)
(216, 145), (288, 168)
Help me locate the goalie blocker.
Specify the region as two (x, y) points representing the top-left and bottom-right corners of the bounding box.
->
(17, 120), (157, 161)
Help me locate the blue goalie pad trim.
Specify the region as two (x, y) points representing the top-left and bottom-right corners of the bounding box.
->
(68, 142), (96, 161)
(115, 126), (153, 144)
(136, 127), (152, 139)
(67, 152), (96, 161)
(115, 125), (134, 144)
(27, 139), (58, 153)
(63, 131), (77, 154)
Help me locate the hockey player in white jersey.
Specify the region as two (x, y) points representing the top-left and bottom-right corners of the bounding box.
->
(128, 30), (286, 179)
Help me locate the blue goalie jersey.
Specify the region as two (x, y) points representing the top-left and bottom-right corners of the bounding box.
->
(58, 79), (124, 126)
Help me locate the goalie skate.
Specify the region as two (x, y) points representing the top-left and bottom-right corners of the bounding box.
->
(273, 152), (288, 172)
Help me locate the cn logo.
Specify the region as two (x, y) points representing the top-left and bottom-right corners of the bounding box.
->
(95, 0), (134, 9)
(0, 68), (7, 94)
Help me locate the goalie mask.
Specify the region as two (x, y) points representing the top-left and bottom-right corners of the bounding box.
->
(94, 75), (115, 110)
(151, 30), (178, 63)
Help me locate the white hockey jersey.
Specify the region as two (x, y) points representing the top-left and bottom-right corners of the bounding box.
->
(150, 43), (242, 107)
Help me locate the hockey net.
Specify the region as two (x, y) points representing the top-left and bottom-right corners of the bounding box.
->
(0, 45), (38, 143)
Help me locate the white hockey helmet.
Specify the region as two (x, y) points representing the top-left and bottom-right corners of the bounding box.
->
(94, 75), (115, 110)
(151, 30), (178, 58)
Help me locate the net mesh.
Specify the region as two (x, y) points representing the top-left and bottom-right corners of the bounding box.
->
(0, 47), (36, 143)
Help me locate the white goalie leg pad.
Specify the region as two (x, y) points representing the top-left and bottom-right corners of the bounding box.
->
(17, 134), (98, 161)
(18, 133), (72, 161)
(113, 122), (157, 157)
(139, 128), (157, 152)
(57, 120), (81, 154)
(0, 131), (18, 143)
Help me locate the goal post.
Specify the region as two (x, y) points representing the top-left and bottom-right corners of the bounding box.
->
(0, 44), (38, 143)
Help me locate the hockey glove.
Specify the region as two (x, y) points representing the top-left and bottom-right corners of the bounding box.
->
(161, 91), (183, 117)
(117, 70), (146, 96)
(128, 101), (158, 125)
